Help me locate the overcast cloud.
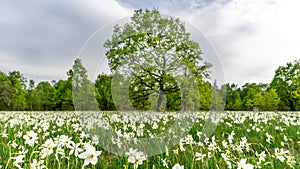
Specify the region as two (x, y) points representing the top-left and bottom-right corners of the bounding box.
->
(0, 0), (299, 86)
(0, 0), (131, 81)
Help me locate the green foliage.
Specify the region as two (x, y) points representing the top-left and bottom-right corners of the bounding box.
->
(0, 71), (14, 110)
(240, 83), (263, 110)
(270, 59), (300, 110)
(54, 79), (74, 111)
(33, 81), (56, 110)
(95, 74), (115, 111)
(198, 81), (212, 110)
(8, 71), (28, 110)
(223, 83), (242, 111)
(71, 58), (98, 111)
(104, 9), (211, 111)
(265, 89), (280, 111)
(221, 83), (280, 111)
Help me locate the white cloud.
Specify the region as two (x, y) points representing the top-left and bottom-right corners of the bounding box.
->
(0, 52), (65, 82)
(152, 0), (300, 85)
(0, 0), (132, 82)
(59, 0), (132, 23)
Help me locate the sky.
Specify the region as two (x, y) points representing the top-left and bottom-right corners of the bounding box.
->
(0, 0), (299, 86)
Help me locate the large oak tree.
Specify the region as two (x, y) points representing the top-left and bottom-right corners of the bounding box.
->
(104, 9), (211, 111)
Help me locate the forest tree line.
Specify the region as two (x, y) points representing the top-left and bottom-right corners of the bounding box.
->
(0, 58), (299, 111)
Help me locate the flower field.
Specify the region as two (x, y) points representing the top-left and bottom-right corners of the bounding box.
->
(0, 111), (299, 169)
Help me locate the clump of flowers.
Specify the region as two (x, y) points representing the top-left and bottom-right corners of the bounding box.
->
(125, 148), (147, 169)
(23, 130), (38, 146)
(78, 144), (102, 167)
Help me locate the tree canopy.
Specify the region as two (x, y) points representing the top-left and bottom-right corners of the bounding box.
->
(270, 59), (300, 110)
(104, 9), (211, 111)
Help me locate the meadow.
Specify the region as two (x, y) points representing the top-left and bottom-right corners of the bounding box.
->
(0, 111), (299, 169)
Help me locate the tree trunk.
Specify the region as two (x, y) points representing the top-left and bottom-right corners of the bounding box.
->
(290, 100), (296, 111)
(156, 90), (163, 112)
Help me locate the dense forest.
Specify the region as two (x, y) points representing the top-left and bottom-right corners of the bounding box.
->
(0, 58), (299, 111)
